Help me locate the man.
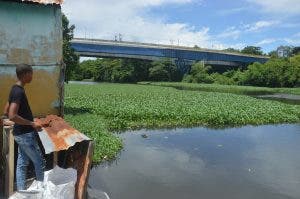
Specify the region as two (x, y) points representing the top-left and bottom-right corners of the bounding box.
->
(5, 64), (45, 191)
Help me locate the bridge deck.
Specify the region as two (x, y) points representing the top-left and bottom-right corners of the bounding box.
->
(71, 38), (269, 66)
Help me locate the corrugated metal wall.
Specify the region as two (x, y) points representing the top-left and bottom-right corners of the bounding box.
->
(0, 1), (63, 117)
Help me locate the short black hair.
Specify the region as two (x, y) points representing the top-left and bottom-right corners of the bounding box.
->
(16, 64), (33, 79)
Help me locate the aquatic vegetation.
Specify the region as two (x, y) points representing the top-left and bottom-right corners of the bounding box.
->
(64, 83), (300, 162)
(141, 82), (300, 95)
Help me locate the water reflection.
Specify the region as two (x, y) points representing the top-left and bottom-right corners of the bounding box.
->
(89, 124), (300, 199)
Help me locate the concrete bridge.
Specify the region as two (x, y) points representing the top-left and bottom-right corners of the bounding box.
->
(71, 38), (269, 73)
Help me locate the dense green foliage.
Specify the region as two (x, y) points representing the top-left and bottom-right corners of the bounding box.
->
(62, 14), (79, 82)
(293, 47), (300, 55)
(73, 58), (182, 83)
(149, 59), (183, 81)
(182, 62), (213, 83)
(223, 46), (264, 56)
(241, 46), (264, 56)
(242, 56), (300, 87)
(64, 83), (300, 162)
(184, 55), (300, 88)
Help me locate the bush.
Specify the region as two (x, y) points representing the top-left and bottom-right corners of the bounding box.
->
(210, 73), (235, 85)
(241, 55), (300, 87)
(182, 62), (213, 83)
(149, 59), (183, 82)
(149, 63), (170, 81)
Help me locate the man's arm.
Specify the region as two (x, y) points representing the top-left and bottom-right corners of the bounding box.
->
(9, 102), (41, 130)
(3, 101), (9, 117)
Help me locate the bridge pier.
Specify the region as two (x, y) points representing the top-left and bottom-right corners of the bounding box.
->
(174, 59), (192, 74)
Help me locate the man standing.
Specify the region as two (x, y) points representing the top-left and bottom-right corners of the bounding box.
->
(7, 64), (45, 191)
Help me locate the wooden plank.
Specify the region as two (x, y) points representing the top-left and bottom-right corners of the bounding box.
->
(53, 151), (58, 167)
(76, 141), (94, 199)
(4, 127), (14, 197)
(0, 125), (4, 196)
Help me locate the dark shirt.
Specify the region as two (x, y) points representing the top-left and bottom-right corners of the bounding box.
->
(8, 85), (34, 135)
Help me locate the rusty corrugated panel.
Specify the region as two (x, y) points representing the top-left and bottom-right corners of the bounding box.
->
(21, 0), (64, 5)
(36, 115), (91, 154)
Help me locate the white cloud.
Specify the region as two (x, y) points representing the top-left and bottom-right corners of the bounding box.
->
(255, 38), (277, 46)
(244, 20), (280, 32)
(217, 27), (241, 40)
(218, 7), (247, 16)
(62, 0), (218, 48)
(248, 0), (300, 15)
(218, 20), (279, 42)
(284, 38), (300, 45)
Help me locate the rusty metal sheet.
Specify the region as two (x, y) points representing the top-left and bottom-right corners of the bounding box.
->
(36, 115), (91, 154)
(22, 0), (64, 5)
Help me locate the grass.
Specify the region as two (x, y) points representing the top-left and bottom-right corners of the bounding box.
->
(64, 83), (300, 162)
(139, 82), (300, 95)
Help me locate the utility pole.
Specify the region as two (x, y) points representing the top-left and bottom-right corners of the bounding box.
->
(170, 39), (174, 45)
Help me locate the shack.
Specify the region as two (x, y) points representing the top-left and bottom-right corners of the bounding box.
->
(0, 0), (93, 198)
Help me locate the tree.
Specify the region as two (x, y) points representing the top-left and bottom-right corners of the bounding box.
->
(182, 62), (213, 83)
(149, 61), (169, 81)
(62, 14), (79, 82)
(241, 46), (263, 56)
(241, 55), (300, 87)
(149, 59), (183, 82)
(121, 59), (152, 82)
(224, 48), (240, 54)
(292, 47), (300, 55)
(268, 50), (278, 58)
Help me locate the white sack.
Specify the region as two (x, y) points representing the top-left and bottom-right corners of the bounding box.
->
(9, 166), (77, 199)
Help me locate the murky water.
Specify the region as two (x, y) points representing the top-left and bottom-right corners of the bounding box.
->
(89, 124), (300, 199)
(253, 94), (300, 105)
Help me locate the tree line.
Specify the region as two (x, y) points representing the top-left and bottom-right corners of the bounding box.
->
(69, 54), (300, 88)
(71, 58), (183, 83)
(183, 54), (300, 88)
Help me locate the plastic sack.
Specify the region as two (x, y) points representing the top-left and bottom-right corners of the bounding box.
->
(9, 166), (77, 199)
(43, 166), (77, 199)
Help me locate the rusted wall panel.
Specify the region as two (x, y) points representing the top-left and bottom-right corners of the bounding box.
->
(36, 115), (91, 154)
(0, 1), (63, 117)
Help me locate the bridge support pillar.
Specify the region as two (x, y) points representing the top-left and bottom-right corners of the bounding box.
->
(175, 59), (192, 74)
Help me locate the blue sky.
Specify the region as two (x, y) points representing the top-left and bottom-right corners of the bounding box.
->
(62, 0), (300, 53)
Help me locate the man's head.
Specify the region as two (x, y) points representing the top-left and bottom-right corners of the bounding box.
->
(16, 64), (33, 84)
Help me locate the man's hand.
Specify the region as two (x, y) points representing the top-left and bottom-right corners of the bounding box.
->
(31, 122), (42, 132)
(3, 119), (14, 126)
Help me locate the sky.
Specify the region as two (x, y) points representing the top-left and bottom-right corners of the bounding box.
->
(62, 0), (300, 53)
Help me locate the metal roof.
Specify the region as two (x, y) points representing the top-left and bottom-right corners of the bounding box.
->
(36, 115), (91, 154)
(21, 0), (63, 5)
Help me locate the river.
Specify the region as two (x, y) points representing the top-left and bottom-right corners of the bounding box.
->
(88, 124), (300, 199)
